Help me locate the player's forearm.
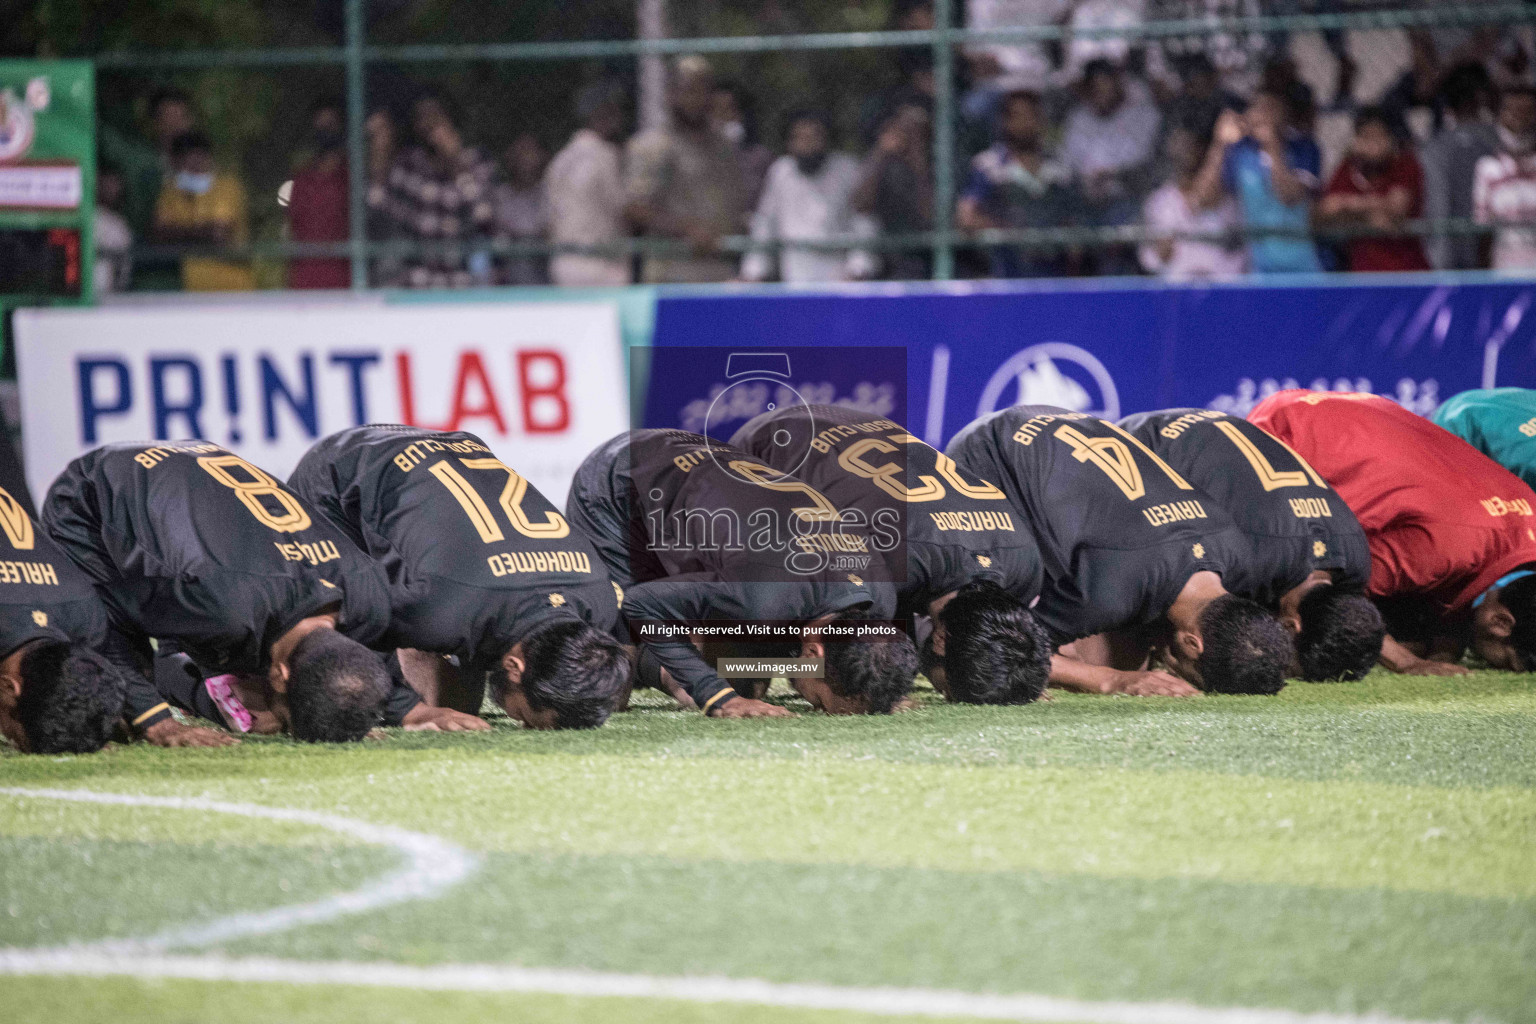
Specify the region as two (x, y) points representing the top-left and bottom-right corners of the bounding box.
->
(1377, 634), (1425, 673)
(98, 628), (173, 731)
(639, 639), (739, 714)
(1048, 653), (1118, 694)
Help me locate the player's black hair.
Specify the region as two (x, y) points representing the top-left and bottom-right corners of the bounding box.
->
(169, 130), (213, 160)
(491, 619), (629, 729)
(1195, 594), (1293, 694)
(1295, 586), (1384, 681)
(821, 615), (917, 714)
(285, 628), (390, 742)
(14, 642), (125, 754)
(938, 580), (1051, 704)
(1501, 573), (1536, 672)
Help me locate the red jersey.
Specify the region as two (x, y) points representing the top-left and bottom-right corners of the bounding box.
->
(1248, 390), (1536, 616)
(285, 160), (350, 290)
(1322, 152), (1431, 273)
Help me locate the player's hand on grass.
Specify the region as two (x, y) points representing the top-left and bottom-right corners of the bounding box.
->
(1113, 670), (1201, 697)
(1401, 659), (1470, 677)
(709, 697), (796, 719)
(400, 705), (491, 732)
(142, 719), (239, 748)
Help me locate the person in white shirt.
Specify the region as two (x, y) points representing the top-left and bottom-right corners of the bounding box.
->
(94, 164), (133, 293)
(1473, 85), (1536, 270)
(545, 81), (630, 287)
(1140, 122), (1247, 280)
(740, 110), (875, 284)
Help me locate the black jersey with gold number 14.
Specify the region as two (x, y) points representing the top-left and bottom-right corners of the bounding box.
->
(946, 406), (1252, 644)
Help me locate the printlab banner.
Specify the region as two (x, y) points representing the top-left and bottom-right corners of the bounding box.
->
(14, 300), (628, 503)
(647, 279), (1536, 446)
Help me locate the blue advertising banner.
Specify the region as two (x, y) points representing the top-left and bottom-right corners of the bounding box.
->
(645, 278), (1536, 448)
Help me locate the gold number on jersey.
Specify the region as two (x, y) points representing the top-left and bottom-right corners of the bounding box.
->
(728, 459), (840, 521)
(1213, 420), (1329, 490)
(837, 436), (945, 503)
(430, 458), (569, 543)
(1053, 423), (1195, 501)
(930, 451), (1006, 500)
(0, 487), (34, 550)
(197, 455), (313, 533)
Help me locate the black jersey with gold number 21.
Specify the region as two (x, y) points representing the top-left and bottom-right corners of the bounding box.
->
(289, 426), (618, 673)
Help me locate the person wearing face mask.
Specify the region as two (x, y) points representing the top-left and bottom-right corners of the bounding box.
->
(285, 98), (350, 289)
(710, 81), (773, 211)
(152, 130), (255, 291)
(1315, 106), (1430, 273)
(739, 110), (875, 284)
(1473, 86), (1536, 270)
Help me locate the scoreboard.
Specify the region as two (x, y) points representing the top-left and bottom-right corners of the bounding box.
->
(0, 60), (94, 305)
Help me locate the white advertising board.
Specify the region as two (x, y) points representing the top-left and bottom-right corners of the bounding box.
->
(13, 299), (627, 505)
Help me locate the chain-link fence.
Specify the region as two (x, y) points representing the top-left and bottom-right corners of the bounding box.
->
(44, 0), (1536, 290)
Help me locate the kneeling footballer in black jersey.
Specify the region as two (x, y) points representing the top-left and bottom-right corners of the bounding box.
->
(732, 404), (1050, 704)
(290, 426), (629, 729)
(567, 430), (917, 717)
(948, 407), (1293, 695)
(42, 442), (457, 745)
(1119, 408), (1384, 681)
(0, 485), (127, 753)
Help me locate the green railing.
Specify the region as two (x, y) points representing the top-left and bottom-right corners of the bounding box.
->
(92, 0), (1536, 289)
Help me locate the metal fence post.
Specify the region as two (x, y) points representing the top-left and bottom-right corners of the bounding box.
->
(346, 0), (368, 290)
(931, 0), (955, 280)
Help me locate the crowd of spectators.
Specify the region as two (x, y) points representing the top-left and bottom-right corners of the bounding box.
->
(92, 3), (1536, 291)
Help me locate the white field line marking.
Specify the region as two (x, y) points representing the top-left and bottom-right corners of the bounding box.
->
(0, 786), (478, 952)
(0, 951), (1456, 1024)
(0, 788), (1461, 1024)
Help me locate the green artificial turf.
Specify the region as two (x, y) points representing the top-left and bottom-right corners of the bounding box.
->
(2, 672), (1534, 1023)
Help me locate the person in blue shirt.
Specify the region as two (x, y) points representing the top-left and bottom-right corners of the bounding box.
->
(1190, 89), (1322, 273)
(1432, 387), (1536, 491)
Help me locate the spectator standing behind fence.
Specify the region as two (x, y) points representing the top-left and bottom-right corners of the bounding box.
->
(1473, 86), (1536, 270)
(1191, 93), (1322, 273)
(957, 90), (1075, 278)
(494, 133), (550, 286)
(854, 102), (934, 280)
(372, 94), (499, 288)
(1062, 60), (1161, 276)
(107, 87), (197, 290)
(625, 56), (748, 284)
(94, 163), (132, 294)
(546, 82), (630, 288)
(740, 110), (874, 284)
(712, 81), (774, 212)
(1421, 64), (1498, 271)
(1139, 122), (1247, 280)
(285, 98), (350, 290)
(1163, 54), (1246, 142)
(1315, 108), (1430, 273)
(153, 131), (254, 291)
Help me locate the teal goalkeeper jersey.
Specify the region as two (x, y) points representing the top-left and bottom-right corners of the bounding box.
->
(1432, 388), (1536, 492)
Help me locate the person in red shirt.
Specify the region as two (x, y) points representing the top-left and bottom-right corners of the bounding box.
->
(285, 98), (351, 290)
(1249, 390), (1536, 675)
(1315, 106), (1431, 273)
